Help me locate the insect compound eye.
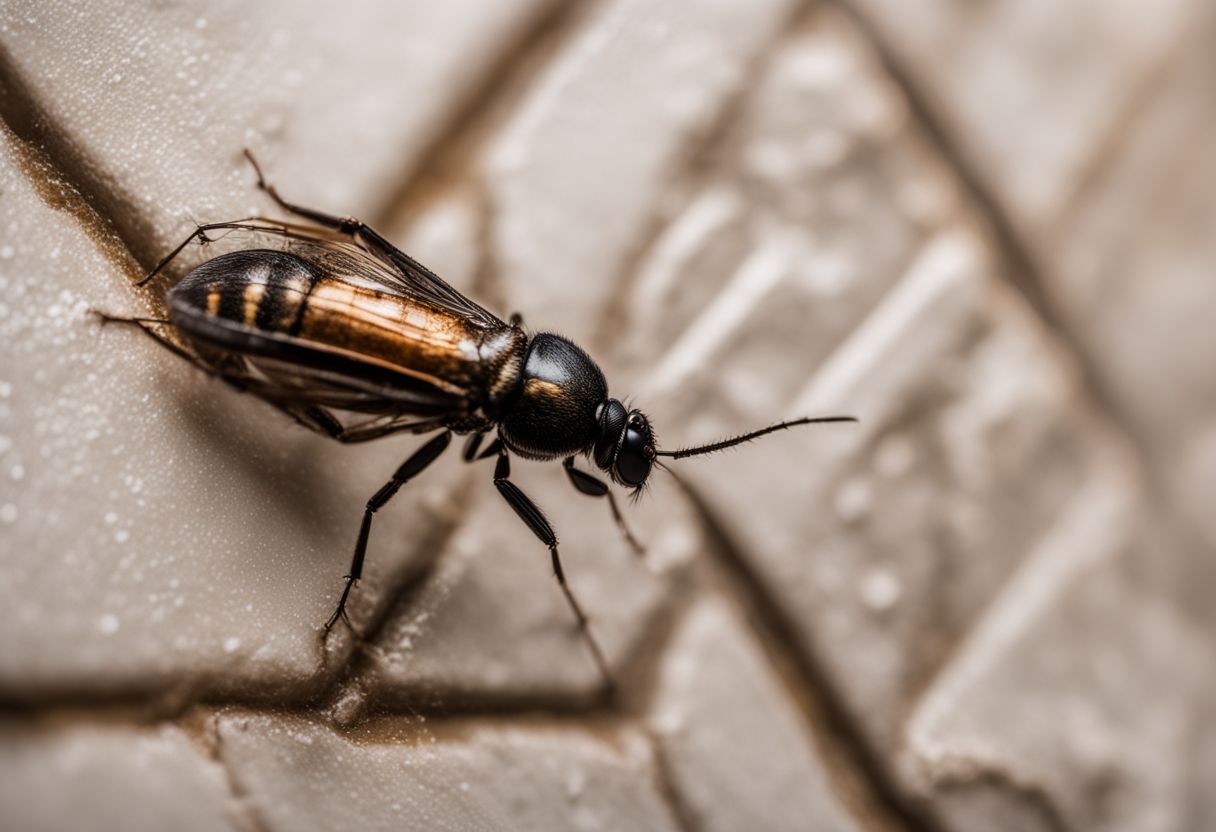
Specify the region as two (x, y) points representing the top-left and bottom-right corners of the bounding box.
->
(594, 399), (629, 470)
(615, 411), (654, 487)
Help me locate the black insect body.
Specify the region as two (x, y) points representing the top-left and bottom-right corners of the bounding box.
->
(99, 153), (855, 689)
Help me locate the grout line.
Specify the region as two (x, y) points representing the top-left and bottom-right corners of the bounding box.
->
(666, 469), (941, 832)
(830, 0), (1216, 612)
(0, 45), (162, 272)
(374, 0), (598, 234)
(590, 0), (808, 356)
(646, 733), (702, 832)
(824, 0), (1147, 449)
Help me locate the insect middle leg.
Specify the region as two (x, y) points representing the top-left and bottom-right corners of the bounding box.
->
(492, 450), (614, 691)
(562, 457), (645, 557)
(326, 430), (452, 633)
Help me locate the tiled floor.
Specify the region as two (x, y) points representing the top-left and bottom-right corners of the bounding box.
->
(1, 1), (1213, 830)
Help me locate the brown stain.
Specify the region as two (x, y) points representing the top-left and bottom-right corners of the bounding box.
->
(2, 125), (144, 288)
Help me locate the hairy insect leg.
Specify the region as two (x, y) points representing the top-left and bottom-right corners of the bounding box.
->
(493, 451), (614, 692)
(326, 430), (452, 634)
(562, 457), (645, 558)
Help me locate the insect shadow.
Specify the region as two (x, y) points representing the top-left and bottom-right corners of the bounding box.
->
(95, 151), (856, 692)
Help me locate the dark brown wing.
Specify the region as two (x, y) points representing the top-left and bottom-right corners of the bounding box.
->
(286, 232), (505, 329)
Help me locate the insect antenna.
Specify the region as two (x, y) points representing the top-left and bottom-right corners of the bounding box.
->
(653, 416), (857, 460)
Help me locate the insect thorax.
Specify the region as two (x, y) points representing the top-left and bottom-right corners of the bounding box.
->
(498, 333), (609, 461)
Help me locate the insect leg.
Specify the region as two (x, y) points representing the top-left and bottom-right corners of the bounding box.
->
(462, 432), (485, 462)
(245, 150), (365, 235)
(325, 430), (453, 633)
(476, 437), (503, 461)
(92, 312), (192, 358)
(244, 151), (422, 266)
(492, 451), (614, 691)
(562, 457), (645, 558)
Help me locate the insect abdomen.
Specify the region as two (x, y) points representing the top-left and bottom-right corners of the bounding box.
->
(168, 249), (320, 337)
(168, 248), (525, 413)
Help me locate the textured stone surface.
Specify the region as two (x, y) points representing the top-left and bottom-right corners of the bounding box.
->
(624, 11), (957, 457)
(649, 597), (861, 832)
(0, 124), (464, 700)
(648, 216), (1117, 757)
(1046, 7), (1216, 552)
(0, 0), (556, 264)
(0, 721), (235, 832)
(361, 465), (699, 706)
(1, 0), (1213, 828)
(217, 712), (682, 832)
(850, 0), (1193, 233)
(485, 0), (801, 337)
(904, 470), (1216, 832)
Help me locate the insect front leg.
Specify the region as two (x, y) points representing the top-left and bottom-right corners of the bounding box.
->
(326, 430), (452, 634)
(562, 457), (645, 558)
(492, 450), (614, 692)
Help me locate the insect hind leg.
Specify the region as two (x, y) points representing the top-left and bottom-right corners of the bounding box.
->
(243, 150), (407, 262)
(325, 430), (453, 636)
(92, 312), (198, 364)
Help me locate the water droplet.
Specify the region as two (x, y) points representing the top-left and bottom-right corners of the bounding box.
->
(10, 463), (24, 482)
(833, 477), (872, 522)
(98, 613), (119, 634)
(104, 511), (118, 525)
(114, 529), (129, 544)
(0, 245), (13, 259)
(195, 17), (207, 29)
(223, 636), (241, 653)
(0, 503), (17, 524)
(860, 568), (901, 612)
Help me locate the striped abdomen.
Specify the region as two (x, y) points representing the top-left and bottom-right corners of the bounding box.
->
(168, 249), (524, 414)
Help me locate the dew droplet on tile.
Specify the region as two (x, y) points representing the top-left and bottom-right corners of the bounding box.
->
(0, 503), (17, 524)
(860, 568), (901, 612)
(223, 636), (241, 653)
(833, 477), (872, 522)
(98, 613), (119, 634)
